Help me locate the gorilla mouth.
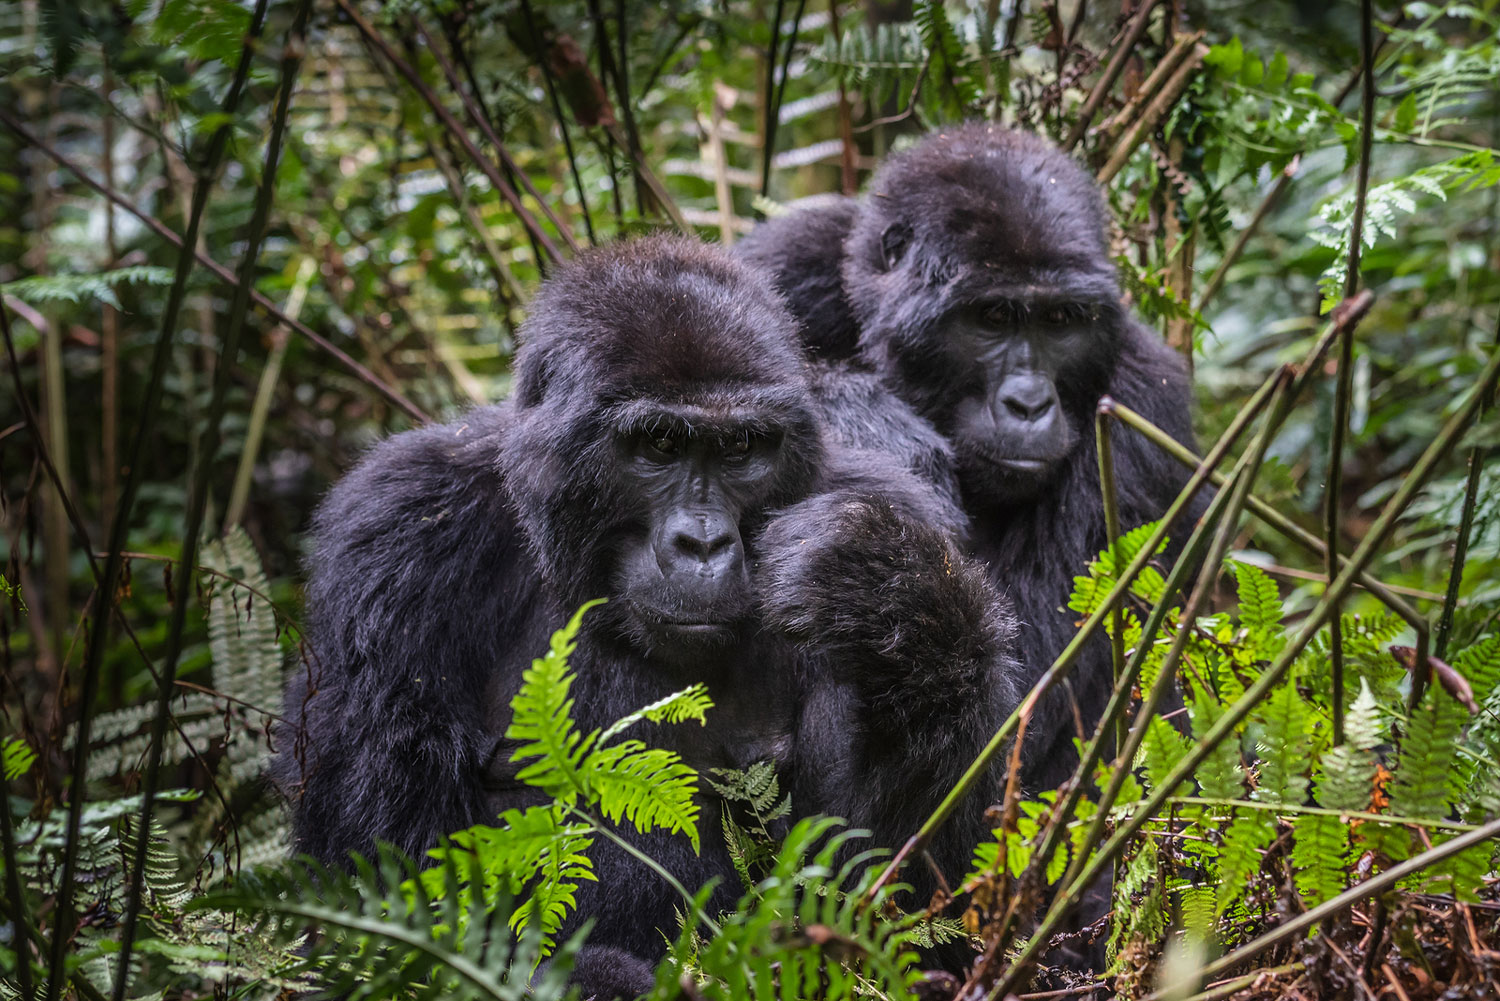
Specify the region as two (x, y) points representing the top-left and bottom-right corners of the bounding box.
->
(969, 448), (1056, 477)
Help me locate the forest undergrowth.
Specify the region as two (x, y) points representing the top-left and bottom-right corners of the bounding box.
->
(3, 0), (1500, 999)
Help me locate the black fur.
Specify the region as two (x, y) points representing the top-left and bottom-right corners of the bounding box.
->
(277, 235), (1020, 996)
(737, 125), (1199, 793)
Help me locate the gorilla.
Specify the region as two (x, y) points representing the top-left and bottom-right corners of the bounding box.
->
(737, 124), (1199, 794)
(276, 235), (1020, 997)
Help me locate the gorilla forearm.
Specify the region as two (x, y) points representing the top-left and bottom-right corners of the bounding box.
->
(759, 471), (1019, 877)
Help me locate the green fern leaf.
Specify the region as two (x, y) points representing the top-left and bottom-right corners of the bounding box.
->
(1139, 716), (1191, 792)
(1452, 634), (1500, 705)
(1389, 689), (1468, 822)
(1290, 811), (1349, 908)
(506, 600), (606, 801)
(1189, 688), (1245, 800)
(1231, 561), (1284, 655)
(1251, 672), (1314, 803)
(200, 851), (578, 1001)
(1215, 810), (1275, 915)
(583, 740), (701, 852)
(599, 683), (713, 743)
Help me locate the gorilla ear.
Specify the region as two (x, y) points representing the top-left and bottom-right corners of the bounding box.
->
(879, 222), (912, 271)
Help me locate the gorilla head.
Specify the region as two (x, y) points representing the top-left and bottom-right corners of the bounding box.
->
(500, 238), (824, 661)
(843, 124), (1122, 508)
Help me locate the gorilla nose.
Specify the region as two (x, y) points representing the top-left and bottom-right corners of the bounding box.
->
(657, 509), (743, 580)
(999, 382), (1056, 422)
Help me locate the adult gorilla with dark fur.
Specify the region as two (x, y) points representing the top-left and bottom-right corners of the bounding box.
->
(737, 125), (1199, 794)
(277, 236), (1020, 998)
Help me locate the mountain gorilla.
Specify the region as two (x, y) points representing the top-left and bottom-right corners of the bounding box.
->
(737, 125), (1198, 793)
(277, 236), (1020, 997)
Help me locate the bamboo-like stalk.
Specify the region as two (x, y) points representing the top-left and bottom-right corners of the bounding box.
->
(224, 256), (316, 529)
(1055, 373), (1293, 904)
(1435, 310), (1500, 659)
(0, 110), (427, 422)
(1095, 38), (1207, 186)
(1325, 0), (1378, 746)
(1014, 374), (1285, 932)
(334, 0), (563, 264)
(1106, 403), (1428, 635)
(1062, 0), (1163, 151)
(871, 293), (1373, 902)
(760, 0), (788, 200)
(1094, 407), (1126, 758)
(517, 0), (596, 244)
(39, 4), (272, 995)
(992, 332), (1500, 998)
(110, 3), (311, 993)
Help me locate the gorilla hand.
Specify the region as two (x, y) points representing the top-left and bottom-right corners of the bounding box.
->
(757, 489), (1013, 702)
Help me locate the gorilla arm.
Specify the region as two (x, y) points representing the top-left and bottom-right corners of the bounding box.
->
(757, 453), (1020, 887)
(276, 405), (533, 865)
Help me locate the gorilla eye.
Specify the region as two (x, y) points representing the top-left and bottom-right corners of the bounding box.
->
(984, 301), (1023, 326)
(646, 435), (678, 458)
(1043, 306), (1071, 326)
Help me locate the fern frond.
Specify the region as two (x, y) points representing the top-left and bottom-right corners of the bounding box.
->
(599, 683), (713, 743)
(1068, 521), (1167, 618)
(3, 737), (35, 780)
(1189, 689), (1245, 800)
(1250, 672), (1314, 804)
(1215, 810), (1275, 915)
(1231, 561), (1284, 655)
(584, 741), (701, 852)
(1452, 634), (1500, 705)
(506, 600), (607, 801)
(199, 851), (579, 1001)
(1290, 811), (1349, 909)
(1389, 689), (1468, 822)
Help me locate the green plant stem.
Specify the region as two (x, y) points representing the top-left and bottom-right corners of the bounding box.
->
(1325, 0), (1378, 747)
(0, 756), (33, 1001)
(571, 807), (722, 936)
(1106, 402), (1427, 634)
(517, 0), (596, 244)
(40, 4), (271, 995)
(873, 294), (1374, 903)
(1161, 963), (1305, 1001)
(1145, 813), (1500, 998)
(993, 332), (1500, 998)
(225, 256), (314, 529)
(1055, 374), (1291, 902)
(1094, 407), (1127, 759)
(1164, 796), (1480, 833)
(1435, 308), (1500, 660)
(867, 344), (1306, 902)
(1012, 369), (1288, 911)
(111, 5), (309, 994)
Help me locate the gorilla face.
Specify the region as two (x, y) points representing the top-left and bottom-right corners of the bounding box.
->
(841, 125), (1125, 510)
(941, 297), (1114, 504)
(611, 418), (786, 656)
(500, 236), (823, 665)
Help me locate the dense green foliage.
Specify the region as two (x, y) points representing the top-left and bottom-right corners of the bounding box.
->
(3, 0), (1500, 998)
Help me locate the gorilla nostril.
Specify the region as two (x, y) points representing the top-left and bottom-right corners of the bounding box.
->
(1002, 393), (1054, 422)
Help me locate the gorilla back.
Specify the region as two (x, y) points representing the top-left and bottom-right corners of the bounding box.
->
(278, 235), (1021, 992)
(739, 125), (1199, 791)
